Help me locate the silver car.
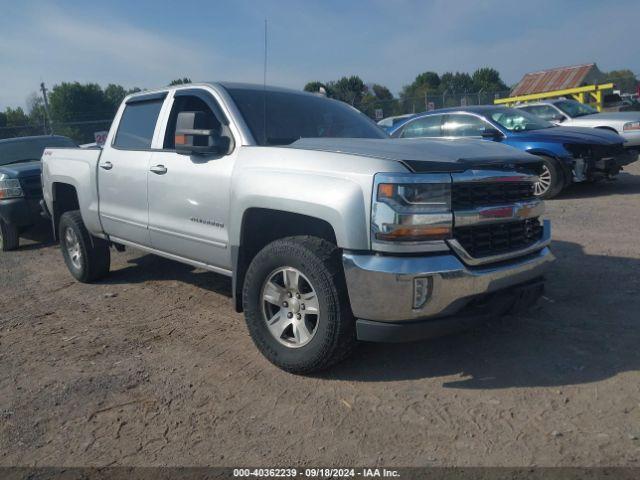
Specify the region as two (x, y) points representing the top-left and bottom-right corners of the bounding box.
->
(517, 99), (640, 151)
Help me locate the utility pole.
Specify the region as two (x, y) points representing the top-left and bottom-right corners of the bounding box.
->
(40, 82), (52, 135)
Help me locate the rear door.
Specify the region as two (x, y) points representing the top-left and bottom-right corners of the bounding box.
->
(146, 88), (236, 270)
(98, 93), (165, 246)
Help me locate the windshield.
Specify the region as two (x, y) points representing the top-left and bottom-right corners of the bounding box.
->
(489, 108), (554, 132)
(554, 100), (598, 117)
(225, 87), (387, 146)
(0, 136), (76, 166)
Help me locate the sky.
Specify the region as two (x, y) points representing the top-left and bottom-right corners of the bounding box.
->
(1, 0), (639, 110)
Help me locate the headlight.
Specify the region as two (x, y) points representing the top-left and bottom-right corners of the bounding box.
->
(371, 173), (452, 251)
(0, 179), (24, 199)
(623, 121), (640, 131)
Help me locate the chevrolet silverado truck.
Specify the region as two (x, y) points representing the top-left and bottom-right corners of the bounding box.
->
(41, 83), (554, 373)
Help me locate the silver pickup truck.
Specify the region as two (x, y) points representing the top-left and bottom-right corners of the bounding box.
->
(41, 82), (554, 373)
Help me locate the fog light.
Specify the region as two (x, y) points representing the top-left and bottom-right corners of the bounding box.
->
(413, 277), (432, 309)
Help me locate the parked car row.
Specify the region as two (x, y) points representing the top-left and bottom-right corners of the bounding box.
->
(516, 99), (640, 149)
(383, 103), (639, 198)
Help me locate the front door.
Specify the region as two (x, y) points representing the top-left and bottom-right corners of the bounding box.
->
(147, 90), (235, 270)
(98, 95), (164, 246)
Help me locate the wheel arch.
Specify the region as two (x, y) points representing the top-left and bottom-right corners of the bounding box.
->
(51, 182), (80, 240)
(525, 149), (572, 185)
(232, 208), (339, 313)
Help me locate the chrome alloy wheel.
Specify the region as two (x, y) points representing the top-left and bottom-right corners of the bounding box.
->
(534, 165), (552, 196)
(261, 266), (320, 348)
(64, 227), (82, 270)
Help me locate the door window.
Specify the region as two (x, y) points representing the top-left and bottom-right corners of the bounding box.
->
(400, 115), (443, 138)
(163, 95), (223, 150)
(442, 114), (487, 137)
(113, 100), (163, 149)
(521, 105), (561, 122)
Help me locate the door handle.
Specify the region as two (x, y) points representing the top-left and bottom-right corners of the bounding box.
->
(99, 161), (113, 170)
(150, 165), (168, 175)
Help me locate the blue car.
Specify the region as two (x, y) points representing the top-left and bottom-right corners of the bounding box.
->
(389, 106), (636, 198)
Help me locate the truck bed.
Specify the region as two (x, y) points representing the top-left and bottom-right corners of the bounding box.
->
(42, 147), (103, 237)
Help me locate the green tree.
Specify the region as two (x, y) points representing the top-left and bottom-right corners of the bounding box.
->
(3, 107), (30, 125)
(104, 84), (128, 112)
(471, 67), (508, 93)
(440, 72), (474, 93)
(169, 78), (192, 86)
(371, 84), (394, 101)
(328, 76), (367, 105)
(603, 69), (638, 93)
(0, 107), (33, 139)
(47, 82), (116, 142)
(399, 71), (441, 113)
(48, 82), (111, 122)
(361, 83), (398, 118)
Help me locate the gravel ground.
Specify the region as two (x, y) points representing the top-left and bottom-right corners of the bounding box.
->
(1, 163), (639, 467)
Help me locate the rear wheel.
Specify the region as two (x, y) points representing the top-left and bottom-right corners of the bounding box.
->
(0, 219), (19, 251)
(242, 236), (356, 374)
(59, 211), (110, 282)
(534, 156), (565, 199)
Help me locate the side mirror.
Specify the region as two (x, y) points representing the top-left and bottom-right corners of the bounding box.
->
(175, 111), (228, 155)
(481, 127), (502, 139)
(551, 114), (566, 123)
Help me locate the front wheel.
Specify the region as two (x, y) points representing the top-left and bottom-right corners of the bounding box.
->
(534, 156), (565, 199)
(0, 219), (19, 251)
(59, 211), (110, 282)
(242, 236), (356, 374)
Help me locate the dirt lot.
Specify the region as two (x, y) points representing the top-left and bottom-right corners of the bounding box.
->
(1, 163), (639, 468)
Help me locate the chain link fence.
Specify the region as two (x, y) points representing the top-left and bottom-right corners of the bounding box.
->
(357, 90), (511, 121)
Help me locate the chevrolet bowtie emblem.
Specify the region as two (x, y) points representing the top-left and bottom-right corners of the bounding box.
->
(516, 204), (534, 218)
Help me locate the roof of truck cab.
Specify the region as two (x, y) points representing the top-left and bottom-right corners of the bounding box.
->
(124, 82), (320, 100)
(215, 82), (322, 96)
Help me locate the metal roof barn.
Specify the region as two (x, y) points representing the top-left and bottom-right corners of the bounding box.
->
(511, 63), (605, 97)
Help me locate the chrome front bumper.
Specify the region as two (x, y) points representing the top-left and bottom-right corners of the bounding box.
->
(342, 221), (553, 323)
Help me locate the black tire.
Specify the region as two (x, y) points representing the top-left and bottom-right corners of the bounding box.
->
(534, 156), (565, 199)
(242, 236), (356, 374)
(59, 210), (110, 282)
(0, 219), (19, 251)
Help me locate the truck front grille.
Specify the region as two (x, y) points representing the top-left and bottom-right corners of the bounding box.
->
(453, 218), (543, 258)
(19, 176), (43, 198)
(452, 182), (534, 209)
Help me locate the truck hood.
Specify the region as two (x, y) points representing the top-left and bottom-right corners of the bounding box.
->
(287, 138), (541, 173)
(509, 126), (623, 144)
(0, 160), (42, 179)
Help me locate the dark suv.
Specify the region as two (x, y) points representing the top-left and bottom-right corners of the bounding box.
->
(0, 135), (77, 251)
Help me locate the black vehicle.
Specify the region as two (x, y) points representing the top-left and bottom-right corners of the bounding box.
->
(0, 135), (77, 251)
